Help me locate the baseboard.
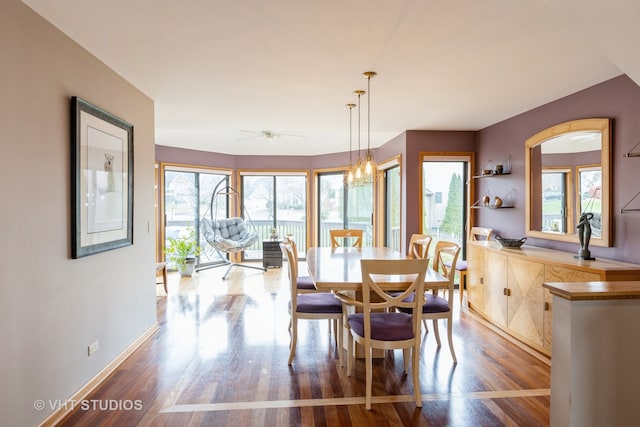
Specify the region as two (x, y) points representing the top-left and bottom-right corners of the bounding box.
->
(38, 322), (159, 427)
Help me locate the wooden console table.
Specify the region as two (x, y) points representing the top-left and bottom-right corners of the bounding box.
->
(467, 241), (640, 356)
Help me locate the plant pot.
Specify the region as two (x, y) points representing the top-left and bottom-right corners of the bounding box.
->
(178, 257), (196, 277)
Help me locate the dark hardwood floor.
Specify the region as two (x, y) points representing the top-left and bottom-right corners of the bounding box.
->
(59, 262), (550, 426)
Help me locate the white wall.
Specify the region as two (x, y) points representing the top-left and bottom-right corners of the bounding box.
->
(0, 2), (157, 425)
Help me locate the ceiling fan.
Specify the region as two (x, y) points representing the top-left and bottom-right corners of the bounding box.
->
(239, 130), (304, 141)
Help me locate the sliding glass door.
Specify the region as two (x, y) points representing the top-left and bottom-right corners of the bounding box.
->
(163, 167), (228, 269)
(384, 166), (401, 251)
(317, 172), (373, 247)
(241, 174), (307, 260)
(422, 159), (468, 258)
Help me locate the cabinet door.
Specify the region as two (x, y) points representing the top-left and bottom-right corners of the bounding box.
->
(507, 257), (544, 347)
(483, 251), (508, 328)
(467, 244), (485, 312)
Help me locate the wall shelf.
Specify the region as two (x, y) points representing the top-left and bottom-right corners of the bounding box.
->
(621, 191), (640, 213)
(624, 141), (640, 158)
(621, 145), (640, 212)
(471, 188), (515, 209)
(471, 205), (514, 209)
(474, 156), (511, 178)
(472, 172), (511, 179)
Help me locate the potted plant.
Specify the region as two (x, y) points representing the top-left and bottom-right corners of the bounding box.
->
(269, 226), (279, 240)
(165, 227), (202, 277)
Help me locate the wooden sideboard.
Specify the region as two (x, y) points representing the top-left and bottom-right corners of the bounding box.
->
(467, 241), (640, 356)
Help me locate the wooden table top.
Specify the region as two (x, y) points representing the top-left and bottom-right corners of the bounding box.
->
(543, 281), (640, 301)
(306, 246), (448, 291)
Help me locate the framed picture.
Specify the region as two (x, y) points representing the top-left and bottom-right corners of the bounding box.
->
(71, 96), (133, 258)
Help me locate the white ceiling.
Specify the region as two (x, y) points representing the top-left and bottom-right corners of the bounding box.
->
(21, 0), (640, 156)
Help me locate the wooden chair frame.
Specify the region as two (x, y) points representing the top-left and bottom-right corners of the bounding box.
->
(407, 233), (432, 259)
(425, 241), (461, 362)
(458, 226), (492, 305)
(281, 242), (343, 366)
(335, 258), (429, 410)
(329, 229), (363, 249)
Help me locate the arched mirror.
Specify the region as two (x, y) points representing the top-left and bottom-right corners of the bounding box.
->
(525, 118), (611, 247)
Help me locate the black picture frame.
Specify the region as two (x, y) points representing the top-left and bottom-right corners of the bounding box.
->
(71, 96), (133, 258)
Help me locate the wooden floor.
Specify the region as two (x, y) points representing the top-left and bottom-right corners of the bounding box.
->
(59, 262), (551, 426)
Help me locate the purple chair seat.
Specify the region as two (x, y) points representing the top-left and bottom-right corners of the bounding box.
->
(296, 275), (316, 290)
(444, 259), (466, 272)
(348, 312), (414, 341)
(290, 293), (342, 314)
(397, 293), (450, 314)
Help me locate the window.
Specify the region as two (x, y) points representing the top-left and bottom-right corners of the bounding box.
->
(422, 157), (468, 258)
(317, 172), (373, 247)
(577, 165), (602, 238)
(241, 173), (308, 259)
(384, 166), (401, 251)
(541, 168), (570, 233)
(162, 166), (229, 269)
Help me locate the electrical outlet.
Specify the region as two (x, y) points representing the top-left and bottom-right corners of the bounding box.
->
(88, 340), (99, 356)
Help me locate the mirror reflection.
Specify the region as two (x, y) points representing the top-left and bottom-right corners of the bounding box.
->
(525, 118), (611, 247)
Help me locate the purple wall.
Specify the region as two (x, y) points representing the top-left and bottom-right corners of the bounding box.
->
(156, 144), (353, 171)
(476, 75), (640, 263)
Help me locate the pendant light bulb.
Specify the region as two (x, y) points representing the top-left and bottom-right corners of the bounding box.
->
(362, 71), (377, 183)
(343, 103), (357, 188)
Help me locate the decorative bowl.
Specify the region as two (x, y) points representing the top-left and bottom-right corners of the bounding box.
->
(495, 235), (527, 248)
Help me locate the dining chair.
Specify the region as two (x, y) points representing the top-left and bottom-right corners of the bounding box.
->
(450, 226), (492, 305)
(281, 242), (343, 366)
(414, 240), (461, 363)
(284, 234), (340, 344)
(329, 229), (363, 249)
(335, 258), (429, 410)
(407, 233), (432, 259)
(283, 234), (316, 294)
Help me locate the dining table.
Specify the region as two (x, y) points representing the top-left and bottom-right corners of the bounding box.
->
(306, 246), (449, 292)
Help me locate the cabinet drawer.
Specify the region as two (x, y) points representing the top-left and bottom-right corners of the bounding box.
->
(545, 265), (601, 282)
(263, 256), (282, 268)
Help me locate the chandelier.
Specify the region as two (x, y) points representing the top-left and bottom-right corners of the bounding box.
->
(344, 71), (377, 188)
(361, 71), (377, 184)
(343, 103), (356, 187)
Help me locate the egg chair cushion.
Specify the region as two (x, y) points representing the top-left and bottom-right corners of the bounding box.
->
(201, 217), (259, 253)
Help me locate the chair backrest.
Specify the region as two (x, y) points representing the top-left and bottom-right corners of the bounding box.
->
(329, 229), (363, 249)
(360, 258), (430, 337)
(213, 217), (250, 239)
(432, 240), (461, 303)
(280, 242), (299, 303)
(407, 234), (432, 259)
(469, 226), (492, 241)
(283, 234), (299, 259)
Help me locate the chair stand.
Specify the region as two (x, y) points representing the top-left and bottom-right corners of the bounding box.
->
(196, 248), (267, 280)
(155, 262), (168, 293)
(459, 270), (468, 306)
